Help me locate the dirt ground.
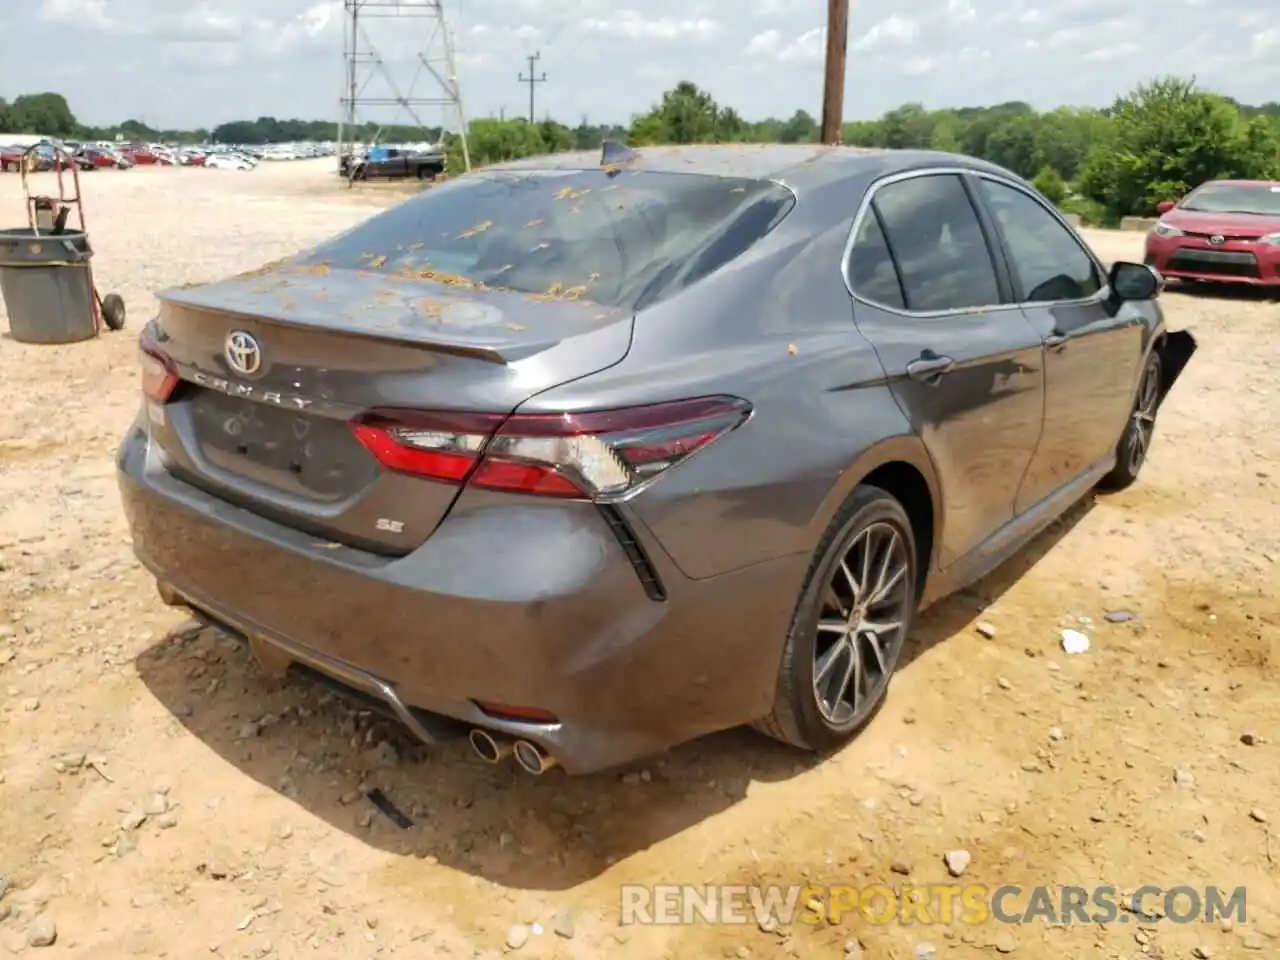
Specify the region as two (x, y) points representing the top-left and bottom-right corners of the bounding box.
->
(0, 160), (1276, 959)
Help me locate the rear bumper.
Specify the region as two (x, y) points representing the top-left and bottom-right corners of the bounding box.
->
(117, 423), (806, 774)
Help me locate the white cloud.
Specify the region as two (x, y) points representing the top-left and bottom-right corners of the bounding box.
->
(853, 16), (920, 51)
(39, 0), (113, 30)
(743, 30), (782, 57)
(899, 56), (937, 75)
(775, 27), (826, 65)
(579, 11), (721, 42)
(751, 0), (790, 17)
(1081, 41), (1142, 63)
(1251, 28), (1280, 59)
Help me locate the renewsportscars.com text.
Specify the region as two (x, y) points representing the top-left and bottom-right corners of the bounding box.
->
(619, 883), (1247, 927)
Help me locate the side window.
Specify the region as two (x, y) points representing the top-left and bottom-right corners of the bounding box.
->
(871, 174), (1001, 312)
(977, 178), (1101, 302)
(847, 208), (905, 309)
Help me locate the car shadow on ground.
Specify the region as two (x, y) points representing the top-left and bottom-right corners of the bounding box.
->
(134, 495), (1095, 892)
(901, 494), (1094, 668)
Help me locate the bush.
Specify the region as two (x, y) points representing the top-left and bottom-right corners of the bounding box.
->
(1077, 77), (1280, 219)
(1031, 166), (1067, 205)
(1059, 195), (1115, 228)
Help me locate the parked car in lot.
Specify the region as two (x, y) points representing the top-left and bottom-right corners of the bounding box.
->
(121, 145), (172, 165)
(119, 144), (1195, 776)
(0, 144), (28, 172)
(1145, 179), (1280, 289)
(205, 152), (256, 171)
(76, 146), (131, 169)
(339, 144), (445, 180)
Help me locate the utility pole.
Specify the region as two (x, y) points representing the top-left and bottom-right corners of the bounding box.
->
(518, 52), (547, 124)
(820, 0), (849, 144)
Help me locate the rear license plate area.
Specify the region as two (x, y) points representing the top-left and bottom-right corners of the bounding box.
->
(187, 389), (376, 499)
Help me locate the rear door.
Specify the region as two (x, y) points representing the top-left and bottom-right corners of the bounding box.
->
(846, 171), (1046, 568)
(969, 174), (1143, 513)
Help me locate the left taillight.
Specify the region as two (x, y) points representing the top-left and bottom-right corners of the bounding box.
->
(350, 396), (752, 500)
(139, 336), (178, 403)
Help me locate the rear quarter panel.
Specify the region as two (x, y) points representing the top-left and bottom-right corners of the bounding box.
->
(519, 179), (933, 580)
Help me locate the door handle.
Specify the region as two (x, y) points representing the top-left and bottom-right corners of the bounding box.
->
(1044, 330), (1068, 349)
(906, 354), (955, 382)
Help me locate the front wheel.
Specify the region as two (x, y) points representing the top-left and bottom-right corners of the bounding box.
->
(756, 485), (918, 752)
(1100, 350), (1162, 491)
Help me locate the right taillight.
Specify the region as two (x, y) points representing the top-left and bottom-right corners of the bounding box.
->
(350, 396), (751, 500)
(139, 336), (178, 403)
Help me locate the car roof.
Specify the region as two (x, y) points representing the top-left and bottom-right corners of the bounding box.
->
(481, 144), (1009, 188)
(1194, 179), (1280, 187)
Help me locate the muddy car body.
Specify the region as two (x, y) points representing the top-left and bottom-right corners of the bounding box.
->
(117, 144), (1195, 775)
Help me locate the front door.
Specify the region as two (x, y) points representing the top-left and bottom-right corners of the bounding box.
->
(846, 171), (1047, 568)
(969, 175), (1144, 513)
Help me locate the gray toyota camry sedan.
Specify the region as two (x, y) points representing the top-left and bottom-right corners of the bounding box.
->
(117, 143), (1194, 775)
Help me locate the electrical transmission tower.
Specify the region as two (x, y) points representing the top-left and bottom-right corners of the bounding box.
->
(338, 0), (469, 174)
(518, 52), (547, 124)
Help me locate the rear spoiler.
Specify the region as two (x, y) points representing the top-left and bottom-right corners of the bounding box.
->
(157, 286), (563, 365)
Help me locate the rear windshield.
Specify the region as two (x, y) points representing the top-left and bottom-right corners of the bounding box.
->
(1181, 183), (1280, 216)
(296, 168), (796, 308)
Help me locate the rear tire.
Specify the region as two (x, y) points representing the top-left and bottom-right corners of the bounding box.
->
(1100, 349), (1161, 491)
(756, 485), (918, 752)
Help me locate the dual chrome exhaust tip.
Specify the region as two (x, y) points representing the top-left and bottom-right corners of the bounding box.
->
(468, 728), (558, 775)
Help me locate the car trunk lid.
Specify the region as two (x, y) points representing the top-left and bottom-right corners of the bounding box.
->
(146, 266), (631, 553)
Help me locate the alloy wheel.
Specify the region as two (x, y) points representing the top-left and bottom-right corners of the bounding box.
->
(1127, 360), (1161, 474)
(813, 521), (912, 726)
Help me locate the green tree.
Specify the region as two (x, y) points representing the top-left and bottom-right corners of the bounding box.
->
(929, 115), (963, 153)
(1078, 76), (1280, 217)
(778, 109), (818, 144)
(6, 93), (77, 136)
(628, 81), (721, 145)
(1031, 166), (1067, 205)
(537, 120), (574, 154)
(878, 103), (933, 148)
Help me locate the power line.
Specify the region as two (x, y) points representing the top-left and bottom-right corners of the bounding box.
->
(821, 0), (849, 144)
(518, 51), (547, 124)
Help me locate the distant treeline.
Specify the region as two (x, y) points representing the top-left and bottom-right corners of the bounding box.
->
(5, 77), (1280, 223)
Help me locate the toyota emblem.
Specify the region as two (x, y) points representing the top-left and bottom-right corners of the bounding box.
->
(1208, 234), (1225, 245)
(225, 330), (262, 375)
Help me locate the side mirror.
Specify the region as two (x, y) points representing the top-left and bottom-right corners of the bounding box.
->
(1155, 200), (1175, 214)
(1109, 261), (1161, 301)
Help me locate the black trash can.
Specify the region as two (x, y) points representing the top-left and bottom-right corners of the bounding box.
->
(0, 227), (99, 344)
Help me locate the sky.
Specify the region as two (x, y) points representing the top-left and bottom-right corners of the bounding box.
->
(2, 0), (1278, 131)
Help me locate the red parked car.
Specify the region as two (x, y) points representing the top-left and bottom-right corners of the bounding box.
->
(0, 145), (54, 173)
(77, 147), (130, 169)
(1145, 179), (1280, 288)
(120, 145), (172, 166)
(0, 145), (24, 172)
